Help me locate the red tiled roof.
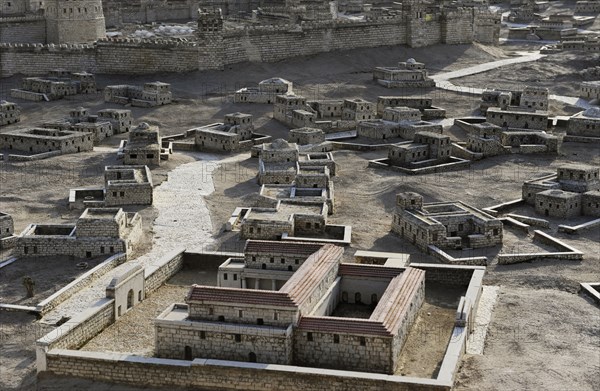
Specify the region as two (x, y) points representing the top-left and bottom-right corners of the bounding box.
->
(186, 243), (343, 309)
(244, 240), (324, 256)
(297, 316), (392, 337)
(339, 263), (404, 279)
(280, 244), (343, 306)
(372, 267), (425, 335)
(186, 286), (296, 307)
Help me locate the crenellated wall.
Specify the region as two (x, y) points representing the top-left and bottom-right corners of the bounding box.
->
(0, 10), (500, 77)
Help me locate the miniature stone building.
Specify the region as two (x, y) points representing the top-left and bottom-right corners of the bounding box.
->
(273, 94), (309, 125)
(376, 96), (446, 119)
(104, 82), (172, 107)
(387, 131), (452, 167)
(522, 164), (600, 218)
(10, 70), (97, 101)
(580, 81), (600, 101)
(455, 117), (558, 157)
(155, 240), (424, 374)
(486, 107), (549, 131)
(122, 123), (162, 166)
(97, 109), (134, 133)
(0, 128), (94, 156)
(357, 114), (443, 141)
(288, 127), (326, 145)
(0, 212), (16, 249)
(218, 241), (327, 289)
(341, 99), (375, 121)
(257, 149), (336, 212)
(104, 165), (154, 206)
(69, 165), (153, 209)
(106, 264), (145, 319)
(307, 100), (343, 119)
(564, 107), (600, 143)
(42, 107), (114, 143)
(0, 101), (21, 126)
(234, 78), (293, 103)
(391, 192), (503, 250)
(373, 58), (436, 88)
(193, 113), (258, 152)
(239, 200), (328, 240)
(257, 139), (300, 185)
(290, 109), (317, 128)
(16, 207), (142, 258)
(480, 86), (549, 114)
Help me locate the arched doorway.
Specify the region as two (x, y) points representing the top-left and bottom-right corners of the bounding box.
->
(184, 346), (192, 360)
(127, 289), (134, 309)
(249, 352), (257, 362)
(355, 292), (362, 304)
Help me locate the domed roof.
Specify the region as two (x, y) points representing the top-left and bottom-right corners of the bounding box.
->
(271, 138), (291, 149)
(406, 58), (416, 64)
(583, 107), (600, 118)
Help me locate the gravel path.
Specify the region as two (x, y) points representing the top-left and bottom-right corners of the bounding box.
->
(41, 153), (245, 324)
(432, 51), (593, 110)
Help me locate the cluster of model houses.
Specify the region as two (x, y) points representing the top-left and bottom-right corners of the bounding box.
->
(226, 138), (350, 244)
(522, 164), (600, 218)
(0, 107), (133, 158)
(104, 81), (173, 107)
(10, 69), (97, 101)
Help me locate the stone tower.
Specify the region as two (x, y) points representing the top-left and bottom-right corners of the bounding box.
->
(396, 192), (424, 211)
(45, 0), (106, 44)
(197, 8), (224, 70)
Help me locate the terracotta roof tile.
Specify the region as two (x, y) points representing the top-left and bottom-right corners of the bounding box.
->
(244, 240), (324, 256)
(339, 263), (404, 279)
(297, 316), (392, 337)
(186, 285), (296, 307)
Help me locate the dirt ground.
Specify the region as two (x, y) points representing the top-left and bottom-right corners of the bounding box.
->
(0, 255), (107, 306)
(1, 17), (600, 391)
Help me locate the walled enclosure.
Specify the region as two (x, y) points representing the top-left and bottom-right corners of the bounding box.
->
(0, 5), (500, 77)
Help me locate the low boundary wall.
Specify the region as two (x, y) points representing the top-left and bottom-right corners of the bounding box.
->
(497, 229), (584, 264)
(36, 253), (126, 315)
(37, 260), (485, 391)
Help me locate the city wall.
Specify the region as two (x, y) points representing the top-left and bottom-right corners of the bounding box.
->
(1, 12), (497, 77)
(0, 15), (46, 44)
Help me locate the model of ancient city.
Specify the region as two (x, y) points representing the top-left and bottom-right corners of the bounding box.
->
(0, 0), (599, 390)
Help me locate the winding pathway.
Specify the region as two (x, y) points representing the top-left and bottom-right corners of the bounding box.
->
(41, 153), (244, 324)
(431, 51), (593, 110)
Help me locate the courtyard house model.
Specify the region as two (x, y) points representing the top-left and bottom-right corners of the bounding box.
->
(16, 208), (142, 259)
(10, 70), (97, 101)
(391, 192), (503, 251)
(69, 165), (153, 210)
(522, 164), (600, 218)
(155, 240), (425, 374)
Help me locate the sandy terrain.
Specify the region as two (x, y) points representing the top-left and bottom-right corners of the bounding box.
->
(1, 30), (599, 391)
